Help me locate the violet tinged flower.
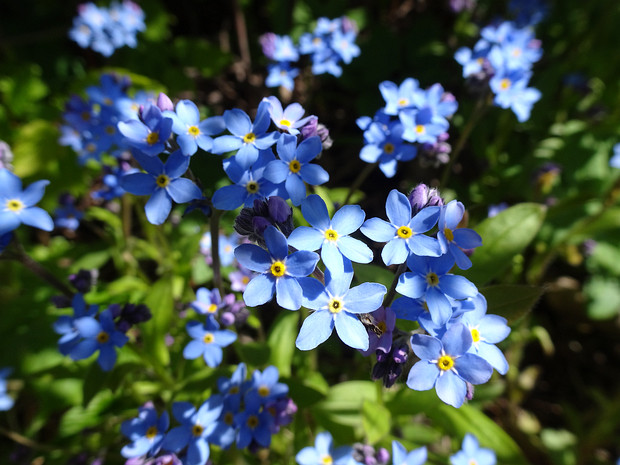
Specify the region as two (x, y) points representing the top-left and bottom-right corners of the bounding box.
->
(391, 440), (427, 465)
(408, 183), (444, 215)
(266, 396), (297, 433)
(352, 443), (390, 465)
(163, 100), (225, 156)
(234, 226), (319, 310)
(296, 431), (356, 465)
(118, 104), (173, 156)
(121, 405), (169, 458)
(296, 265), (386, 351)
(161, 397), (229, 465)
(0, 169), (54, 236)
(0, 368), (14, 411)
(458, 293), (511, 375)
(116, 303), (152, 333)
(53, 293), (100, 356)
(396, 253), (478, 326)
(263, 133), (329, 206)
(407, 323), (493, 408)
(229, 266), (254, 292)
(191, 288), (223, 316)
(262, 96), (314, 135)
(371, 339), (410, 388)
(450, 433), (496, 465)
(233, 196), (294, 247)
(234, 395), (274, 449)
(360, 121), (417, 178)
(54, 194), (83, 231)
(300, 117), (333, 149)
(361, 189), (442, 266)
(211, 100), (280, 168)
(69, 308), (129, 371)
(212, 149), (283, 211)
(183, 316), (237, 368)
(156, 93), (174, 112)
(288, 194), (373, 272)
(359, 306), (396, 356)
(120, 150), (202, 225)
(437, 200), (482, 270)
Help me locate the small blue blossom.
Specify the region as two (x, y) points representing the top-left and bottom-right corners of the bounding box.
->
(265, 63), (300, 91)
(263, 96), (314, 135)
(400, 107), (449, 145)
(0, 368), (14, 411)
(295, 431), (356, 465)
(407, 323), (493, 408)
(379, 78), (423, 115)
(610, 143), (620, 169)
(234, 395), (274, 449)
(121, 405), (170, 458)
(53, 293), (100, 356)
(263, 133), (329, 206)
(0, 169), (54, 236)
(118, 104), (173, 156)
(217, 363), (248, 411)
(296, 264), (386, 351)
(163, 100), (225, 156)
(183, 316), (237, 367)
(288, 194), (373, 271)
(190, 288), (223, 316)
(450, 433), (496, 465)
(437, 200), (483, 270)
(392, 440), (427, 465)
(489, 70), (541, 122)
(359, 121), (417, 178)
(120, 150), (202, 225)
(361, 189), (441, 266)
(234, 225), (320, 310)
(244, 366), (289, 406)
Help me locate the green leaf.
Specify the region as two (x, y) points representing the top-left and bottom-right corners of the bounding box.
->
(481, 285), (544, 323)
(267, 311), (299, 377)
(584, 276), (620, 320)
(58, 390), (114, 437)
(142, 278), (174, 367)
(286, 376), (327, 408)
(236, 342), (271, 366)
(464, 203), (547, 285)
(362, 399), (391, 444)
(384, 387), (441, 417)
(353, 263), (395, 288)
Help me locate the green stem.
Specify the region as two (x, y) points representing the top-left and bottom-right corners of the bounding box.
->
(383, 262), (408, 308)
(210, 209), (223, 294)
(343, 162), (378, 205)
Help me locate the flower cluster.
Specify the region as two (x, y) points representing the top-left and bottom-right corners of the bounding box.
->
(358, 77), (458, 175)
(261, 16), (360, 91)
(121, 364), (295, 464)
(450, 433), (497, 465)
(69, 1), (145, 57)
(455, 19), (543, 122)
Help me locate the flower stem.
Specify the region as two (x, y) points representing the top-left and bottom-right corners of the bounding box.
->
(383, 262), (408, 308)
(210, 209), (223, 294)
(343, 161), (378, 205)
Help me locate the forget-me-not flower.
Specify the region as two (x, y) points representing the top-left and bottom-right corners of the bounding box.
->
(0, 368), (14, 411)
(437, 200), (483, 270)
(118, 104), (173, 156)
(164, 100), (225, 156)
(392, 440), (427, 465)
(450, 433), (497, 465)
(263, 96), (314, 135)
(121, 405), (170, 458)
(295, 431), (356, 465)
(183, 316), (237, 367)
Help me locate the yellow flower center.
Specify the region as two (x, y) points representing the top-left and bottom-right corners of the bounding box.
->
(396, 225), (412, 239)
(471, 328), (481, 343)
(321, 455), (334, 465)
(247, 415), (259, 428)
(270, 261), (286, 277)
(512, 48), (522, 57)
(5, 199), (24, 212)
(146, 132), (159, 145)
(229, 386), (239, 395)
(324, 229), (338, 241)
(425, 272), (440, 287)
(243, 132), (256, 143)
(156, 174), (170, 188)
(444, 227), (454, 242)
(81, 111), (91, 121)
(398, 98), (409, 107)
(328, 298), (343, 314)
(242, 276), (250, 285)
(103, 97), (113, 106)
(105, 125), (116, 135)
(383, 142), (395, 154)
(279, 119), (291, 127)
(437, 355), (454, 371)
(258, 386), (270, 397)
(86, 143), (97, 153)
(207, 303), (218, 313)
(415, 124), (426, 134)
(188, 125), (200, 136)
(289, 160), (301, 173)
(224, 412), (234, 425)
(192, 424), (204, 436)
(96, 331), (110, 344)
(469, 460), (478, 465)
(246, 181), (259, 193)
(499, 78), (511, 90)
(203, 333), (214, 344)
(145, 426), (158, 439)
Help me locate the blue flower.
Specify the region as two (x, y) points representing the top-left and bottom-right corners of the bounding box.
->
(610, 143), (620, 169)
(211, 100), (280, 168)
(265, 63), (300, 92)
(396, 253), (478, 326)
(183, 316), (237, 367)
(361, 189), (441, 266)
(392, 440), (427, 465)
(69, 308), (129, 371)
(489, 70), (541, 122)
(271, 35), (299, 62)
(459, 293), (511, 375)
(234, 225), (320, 310)
(330, 29), (360, 64)
(0, 169), (53, 236)
(359, 121), (417, 178)
(163, 100), (225, 156)
(400, 107), (449, 145)
(450, 433), (496, 465)
(0, 368), (14, 411)
(217, 363), (248, 411)
(234, 395), (274, 449)
(296, 264), (386, 351)
(245, 366), (289, 406)
(190, 288), (223, 316)
(161, 397), (227, 465)
(379, 78), (423, 115)
(295, 431), (355, 465)
(263, 97), (314, 135)
(120, 150), (202, 225)
(407, 323), (493, 408)
(288, 194), (373, 271)
(121, 405), (170, 458)
(437, 200), (482, 270)
(53, 293), (99, 356)
(118, 104), (173, 156)
(263, 133), (329, 206)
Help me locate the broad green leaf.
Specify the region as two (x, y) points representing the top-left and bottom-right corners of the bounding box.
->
(353, 263), (395, 289)
(481, 285), (544, 323)
(267, 311), (299, 377)
(362, 399), (391, 444)
(286, 377), (327, 408)
(58, 390), (114, 437)
(584, 276), (620, 320)
(384, 387), (441, 417)
(142, 278), (174, 367)
(236, 342), (271, 366)
(464, 203), (547, 285)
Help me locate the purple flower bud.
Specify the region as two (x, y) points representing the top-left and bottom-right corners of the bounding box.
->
(408, 184), (444, 215)
(156, 93), (174, 112)
(259, 33), (278, 60)
(384, 365), (402, 388)
(220, 312), (235, 326)
(69, 269), (97, 293)
(392, 344), (409, 364)
(365, 457), (377, 465)
(268, 196), (292, 224)
(342, 17), (357, 33)
(465, 382), (475, 401)
(371, 361), (387, 381)
(376, 447), (390, 464)
(300, 116), (318, 140)
(0, 141), (14, 170)
(108, 303), (123, 319)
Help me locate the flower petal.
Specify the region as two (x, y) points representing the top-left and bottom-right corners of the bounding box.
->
(296, 310), (334, 351)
